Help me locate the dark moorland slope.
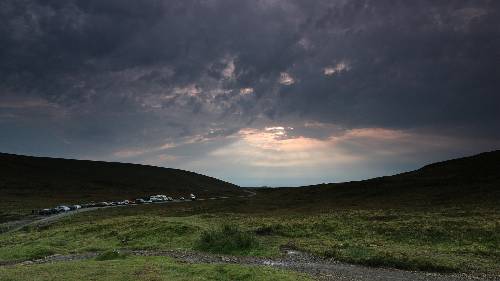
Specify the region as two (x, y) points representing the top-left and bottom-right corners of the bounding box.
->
(1, 151), (499, 219)
(254, 150), (500, 211)
(0, 153), (241, 219)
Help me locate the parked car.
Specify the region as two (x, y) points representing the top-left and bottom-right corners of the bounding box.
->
(49, 208), (59, 215)
(56, 205), (70, 212)
(69, 205), (81, 211)
(38, 208), (53, 215)
(95, 202), (109, 207)
(150, 196), (161, 202)
(190, 193), (196, 201)
(179, 197), (185, 201)
(151, 195), (168, 202)
(116, 201), (122, 205)
(81, 203), (96, 208)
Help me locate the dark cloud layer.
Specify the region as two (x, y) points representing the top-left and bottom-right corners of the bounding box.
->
(1, 0), (499, 185)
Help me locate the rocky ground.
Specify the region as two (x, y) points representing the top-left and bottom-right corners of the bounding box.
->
(2, 248), (498, 281)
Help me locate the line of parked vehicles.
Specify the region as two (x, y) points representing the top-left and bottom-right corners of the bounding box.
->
(33, 193), (197, 216)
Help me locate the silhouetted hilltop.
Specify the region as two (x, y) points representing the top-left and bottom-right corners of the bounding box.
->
(259, 150), (500, 210)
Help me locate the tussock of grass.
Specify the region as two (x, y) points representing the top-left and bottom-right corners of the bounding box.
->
(196, 224), (257, 254)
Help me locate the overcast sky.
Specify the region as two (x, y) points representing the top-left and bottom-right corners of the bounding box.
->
(1, 0), (499, 186)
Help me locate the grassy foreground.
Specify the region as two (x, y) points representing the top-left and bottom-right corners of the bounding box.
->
(0, 200), (498, 274)
(0, 256), (312, 281)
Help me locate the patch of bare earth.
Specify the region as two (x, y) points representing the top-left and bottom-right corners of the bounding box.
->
(3, 249), (498, 281)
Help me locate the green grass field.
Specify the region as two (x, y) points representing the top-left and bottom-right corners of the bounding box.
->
(1, 198), (498, 274)
(0, 256), (312, 281)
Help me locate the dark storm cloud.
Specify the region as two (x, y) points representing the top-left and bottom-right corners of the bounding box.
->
(0, 0), (304, 155)
(1, 0), (499, 179)
(272, 1), (500, 136)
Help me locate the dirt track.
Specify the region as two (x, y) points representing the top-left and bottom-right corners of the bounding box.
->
(2, 249), (498, 281)
(134, 249), (499, 281)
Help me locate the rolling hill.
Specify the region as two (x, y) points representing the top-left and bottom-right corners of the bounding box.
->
(0, 153), (242, 220)
(254, 150), (500, 211)
(1, 150), (499, 220)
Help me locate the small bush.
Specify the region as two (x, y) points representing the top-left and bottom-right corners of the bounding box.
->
(95, 250), (128, 261)
(196, 224), (257, 254)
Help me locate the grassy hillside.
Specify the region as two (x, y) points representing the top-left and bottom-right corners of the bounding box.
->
(0, 153), (242, 221)
(251, 150), (500, 211)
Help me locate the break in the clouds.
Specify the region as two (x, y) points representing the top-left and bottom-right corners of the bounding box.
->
(1, 0), (499, 186)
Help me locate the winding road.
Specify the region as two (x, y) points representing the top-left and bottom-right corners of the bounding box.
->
(0, 189), (257, 235)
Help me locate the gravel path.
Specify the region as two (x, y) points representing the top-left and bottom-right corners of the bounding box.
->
(2, 249), (498, 281)
(131, 249), (498, 281)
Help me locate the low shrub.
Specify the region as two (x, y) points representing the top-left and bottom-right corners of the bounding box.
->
(195, 224), (257, 254)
